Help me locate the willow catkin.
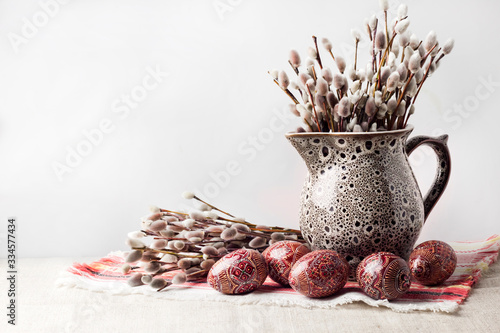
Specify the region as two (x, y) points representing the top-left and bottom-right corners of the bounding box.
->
(201, 245), (218, 257)
(141, 274), (153, 284)
(396, 100), (407, 116)
(397, 63), (408, 82)
(375, 30), (387, 51)
(322, 38), (332, 51)
(172, 272), (187, 285)
(201, 259), (215, 270)
(395, 19), (410, 35)
(249, 237), (267, 248)
(333, 74), (345, 89)
(127, 273), (144, 287)
(442, 39), (454, 55)
(409, 53), (421, 73)
(387, 72), (400, 92)
(220, 228), (236, 240)
(279, 71), (290, 89)
(379, 0), (389, 11)
(189, 211), (205, 221)
(380, 66), (391, 84)
(150, 278), (168, 290)
(407, 77), (418, 97)
(322, 68), (333, 84)
(424, 31), (437, 51)
(399, 33), (410, 47)
(144, 261), (162, 274)
(316, 77), (328, 96)
(121, 264), (131, 274)
(173, 240), (185, 250)
(338, 97), (351, 117)
(149, 221), (167, 232)
(365, 96), (377, 117)
(289, 49), (301, 68)
(162, 253), (178, 263)
(289, 104), (301, 117)
(409, 34), (420, 50)
(271, 232), (286, 241)
(182, 219), (196, 229)
(398, 4), (408, 19)
(336, 56), (346, 73)
(125, 250), (144, 263)
(151, 239), (168, 250)
(387, 97), (398, 115)
(182, 191), (195, 199)
(231, 223), (250, 232)
(177, 258), (192, 270)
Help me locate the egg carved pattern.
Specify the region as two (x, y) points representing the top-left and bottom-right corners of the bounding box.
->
(262, 241), (311, 286)
(289, 250), (349, 298)
(207, 249), (268, 295)
(356, 252), (411, 300)
(409, 240), (457, 286)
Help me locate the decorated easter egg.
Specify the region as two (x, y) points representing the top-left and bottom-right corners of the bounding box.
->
(289, 250), (349, 298)
(262, 241), (311, 286)
(207, 249), (268, 295)
(356, 252), (411, 300)
(409, 240), (457, 286)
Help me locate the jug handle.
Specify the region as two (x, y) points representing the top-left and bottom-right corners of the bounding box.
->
(405, 134), (451, 221)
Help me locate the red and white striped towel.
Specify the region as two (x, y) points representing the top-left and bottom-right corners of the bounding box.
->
(58, 235), (500, 313)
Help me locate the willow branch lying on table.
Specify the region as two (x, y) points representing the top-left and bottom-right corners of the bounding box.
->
(124, 192), (304, 291)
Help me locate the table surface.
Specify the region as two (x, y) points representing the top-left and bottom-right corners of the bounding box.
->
(0, 257), (499, 333)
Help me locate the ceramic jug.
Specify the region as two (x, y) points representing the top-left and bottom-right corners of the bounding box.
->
(286, 126), (451, 277)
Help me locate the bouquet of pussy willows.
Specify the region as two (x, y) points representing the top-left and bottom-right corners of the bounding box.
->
(123, 192), (305, 291)
(270, 1), (454, 133)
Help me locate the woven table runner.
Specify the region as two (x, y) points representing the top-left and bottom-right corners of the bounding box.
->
(57, 235), (500, 313)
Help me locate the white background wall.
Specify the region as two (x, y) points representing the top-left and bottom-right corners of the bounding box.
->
(1, 0), (499, 258)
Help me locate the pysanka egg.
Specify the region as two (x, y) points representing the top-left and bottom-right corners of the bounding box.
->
(289, 250), (349, 298)
(262, 241), (311, 286)
(409, 240), (457, 286)
(356, 252), (411, 300)
(207, 249), (268, 295)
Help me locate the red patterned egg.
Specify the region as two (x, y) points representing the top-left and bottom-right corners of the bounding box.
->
(207, 249), (268, 295)
(356, 252), (411, 300)
(262, 241), (311, 286)
(289, 250), (349, 298)
(409, 240), (457, 286)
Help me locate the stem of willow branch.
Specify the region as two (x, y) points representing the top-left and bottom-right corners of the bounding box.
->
(160, 209), (188, 216)
(372, 25), (378, 73)
(312, 36), (323, 69)
(412, 55), (435, 105)
(288, 60), (299, 75)
(388, 72), (414, 130)
(304, 118), (314, 132)
(435, 53), (445, 64)
(354, 40), (359, 71)
(375, 32), (398, 91)
(157, 282), (172, 292)
(270, 76), (300, 104)
(306, 84), (322, 131)
(384, 11), (389, 45)
(311, 66), (317, 82)
(132, 247), (204, 258)
(192, 195), (235, 218)
(420, 43), (438, 65)
(328, 49), (335, 62)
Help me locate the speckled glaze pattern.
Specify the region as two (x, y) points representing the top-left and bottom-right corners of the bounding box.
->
(286, 126), (451, 278)
(356, 252), (411, 300)
(289, 250), (349, 298)
(262, 241), (311, 286)
(409, 240), (457, 286)
(207, 249), (268, 295)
